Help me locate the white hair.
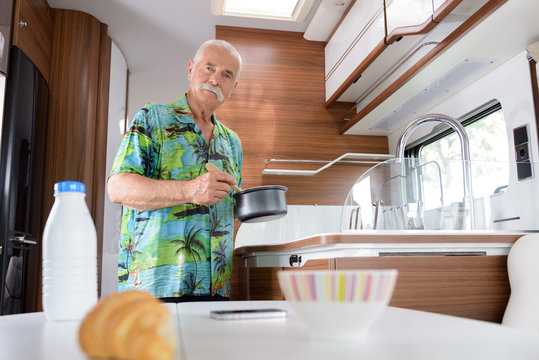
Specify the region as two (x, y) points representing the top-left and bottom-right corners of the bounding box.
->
(192, 39), (242, 81)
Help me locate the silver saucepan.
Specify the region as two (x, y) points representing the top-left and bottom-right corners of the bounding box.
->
(205, 163), (288, 223)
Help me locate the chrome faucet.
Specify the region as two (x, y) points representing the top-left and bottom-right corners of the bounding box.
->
(395, 114), (474, 229)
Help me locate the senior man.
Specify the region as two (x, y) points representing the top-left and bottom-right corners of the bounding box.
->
(108, 39), (242, 302)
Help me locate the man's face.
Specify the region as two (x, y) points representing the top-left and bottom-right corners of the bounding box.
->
(188, 45), (239, 110)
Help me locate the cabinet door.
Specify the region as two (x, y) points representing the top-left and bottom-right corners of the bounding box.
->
(385, 0), (434, 38)
(245, 259), (333, 300)
(433, 0), (451, 12)
(336, 256), (510, 323)
(325, 0), (385, 101)
(246, 267), (284, 300)
(11, 0), (52, 83)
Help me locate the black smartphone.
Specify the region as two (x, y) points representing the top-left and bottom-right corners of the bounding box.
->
(210, 308), (287, 320)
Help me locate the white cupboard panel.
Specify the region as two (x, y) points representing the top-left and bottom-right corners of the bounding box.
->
(325, 0), (385, 101)
(433, 0), (450, 12)
(385, 0), (434, 36)
(102, 41), (128, 297)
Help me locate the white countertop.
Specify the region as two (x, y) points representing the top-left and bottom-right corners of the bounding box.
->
(1, 301), (538, 359)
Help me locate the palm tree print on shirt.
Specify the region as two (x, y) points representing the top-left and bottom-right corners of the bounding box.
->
(212, 241), (229, 286)
(191, 137), (209, 175)
(171, 225), (206, 295)
(212, 241), (228, 274)
(209, 211), (231, 238)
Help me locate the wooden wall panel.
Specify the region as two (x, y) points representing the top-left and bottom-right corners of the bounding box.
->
(45, 9), (102, 213)
(40, 10), (111, 304)
(216, 26), (389, 206)
(12, 0), (52, 83)
(217, 26), (389, 299)
(336, 256), (510, 323)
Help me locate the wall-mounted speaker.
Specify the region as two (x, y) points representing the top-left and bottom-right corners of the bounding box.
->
(513, 124), (533, 180)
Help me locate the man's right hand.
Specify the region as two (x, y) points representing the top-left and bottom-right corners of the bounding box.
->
(185, 171), (238, 205)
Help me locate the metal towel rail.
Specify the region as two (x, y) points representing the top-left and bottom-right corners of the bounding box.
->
(262, 153), (393, 175)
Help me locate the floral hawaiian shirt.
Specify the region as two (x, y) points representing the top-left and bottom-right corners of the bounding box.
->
(110, 93), (242, 298)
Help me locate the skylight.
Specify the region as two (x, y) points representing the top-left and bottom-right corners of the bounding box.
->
(211, 0), (315, 22)
(225, 0), (298, 18)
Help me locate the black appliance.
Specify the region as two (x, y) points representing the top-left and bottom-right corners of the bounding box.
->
(0, 46), (48, 314)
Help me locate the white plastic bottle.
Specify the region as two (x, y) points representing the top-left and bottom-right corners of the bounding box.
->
(42, 181), (98, 321)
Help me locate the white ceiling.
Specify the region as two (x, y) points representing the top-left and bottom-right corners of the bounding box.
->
(46, 0), (322, 73)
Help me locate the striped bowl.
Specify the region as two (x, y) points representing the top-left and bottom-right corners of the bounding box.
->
(277, 270), (398, 340)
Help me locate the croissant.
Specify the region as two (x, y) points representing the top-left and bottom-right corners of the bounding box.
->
(78, 290), (177, 360)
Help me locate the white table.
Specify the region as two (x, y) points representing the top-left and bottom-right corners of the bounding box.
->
(1, 301), (539, 359)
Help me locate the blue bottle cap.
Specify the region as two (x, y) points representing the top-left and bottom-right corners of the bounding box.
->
(54, 181), (86, 194)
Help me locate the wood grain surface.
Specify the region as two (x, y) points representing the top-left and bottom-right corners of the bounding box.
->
(12, 0), (52, 83)
(216, 26), (389, 206)
(40, 9), (111, 305)
(246, 259), (333, 300)
(215, 26), (389, 299)
(240, 254), (511, 323)
(337, 256), (511, 323)
(235, 232), (522, 255)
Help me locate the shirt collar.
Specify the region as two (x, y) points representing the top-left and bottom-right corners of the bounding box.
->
(170, 93), (226, 137)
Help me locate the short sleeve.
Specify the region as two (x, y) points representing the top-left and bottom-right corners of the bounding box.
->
(110, 107), (160, 178)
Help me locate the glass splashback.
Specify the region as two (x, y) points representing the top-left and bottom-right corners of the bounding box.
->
(341, 158), (539, 232)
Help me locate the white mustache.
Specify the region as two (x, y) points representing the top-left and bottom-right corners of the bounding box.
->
(197, 83), (225, 102)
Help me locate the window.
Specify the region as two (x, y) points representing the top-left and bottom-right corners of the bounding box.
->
(409, 102), (509, 210)
(211, 0), (316, 22)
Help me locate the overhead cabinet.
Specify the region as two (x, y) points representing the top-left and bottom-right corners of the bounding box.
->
(324, 0), (503, 130)
(385, 0), (434, 38)
(325, 0), (385, 104)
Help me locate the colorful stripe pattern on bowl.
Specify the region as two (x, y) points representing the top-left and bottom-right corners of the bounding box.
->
(278, 270), (398, 303)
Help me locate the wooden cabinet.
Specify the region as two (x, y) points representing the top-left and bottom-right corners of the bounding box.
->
(245, 259), (332, 300)
(6, 0), (113, 310)
(43, 9), (111, 298)
(11, 0), (52, 83)
(237, 233), (519, 322)
(336, 256), (510, 323)
(242, 254), (510, 322)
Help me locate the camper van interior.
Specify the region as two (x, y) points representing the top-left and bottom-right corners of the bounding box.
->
(1, 0), (539, 358)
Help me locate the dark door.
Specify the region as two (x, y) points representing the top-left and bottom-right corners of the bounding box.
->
(0, 46), (48, 314)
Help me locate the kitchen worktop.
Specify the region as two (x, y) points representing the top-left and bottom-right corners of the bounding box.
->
(235, 231), (523, 268)
(1, 300), (539, 359)
(236, 231), (523, 251)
